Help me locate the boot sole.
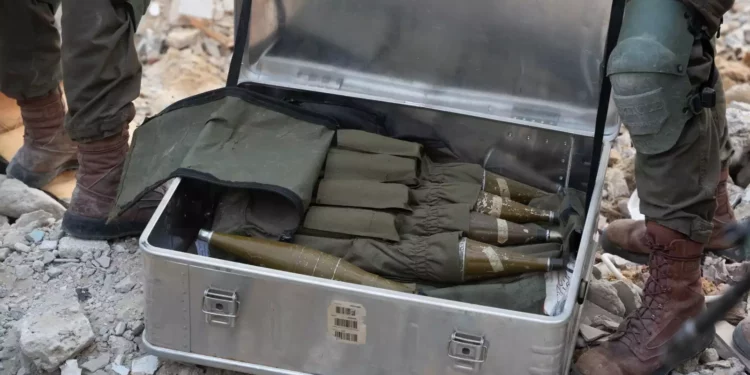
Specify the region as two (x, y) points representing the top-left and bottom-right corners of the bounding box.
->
(62, 211), (148, 241)
(7, 158), (79, 189)
(601, 228), (748, 264)
(570, 326), (714, 375)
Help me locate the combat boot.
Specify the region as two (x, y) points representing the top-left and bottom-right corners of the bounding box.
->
(7, 87), (78, 188)
(576, 222), (709, 375)
(62, 128), (163, 240)
(602, 168), (741, 263)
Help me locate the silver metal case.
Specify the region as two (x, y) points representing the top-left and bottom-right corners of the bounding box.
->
(141, 0), (622, 373)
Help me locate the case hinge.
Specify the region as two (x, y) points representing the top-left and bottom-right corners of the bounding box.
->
(447, 331), (488, 372)
(202, 288), (240, 327)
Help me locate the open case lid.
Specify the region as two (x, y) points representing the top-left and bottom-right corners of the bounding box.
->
(234, 0), (622, 138)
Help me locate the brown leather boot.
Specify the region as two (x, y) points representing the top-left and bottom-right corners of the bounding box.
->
(576, 222), (710, 375)
(7, 87), (78, 188)
(602, 168), (742, 263)
(62, 128), (163, 240)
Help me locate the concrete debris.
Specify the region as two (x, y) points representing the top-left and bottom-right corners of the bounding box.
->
(114, 276), (136, 293)
(167, 27), (201, 49)
(579, 324), (608, 343)
(95, 256), (111, 269)
(676, 356), (701, 374)
(18, 298), (95, 371)
(108, 336), (137, 356)
(15, 210), (54, 231)
(25, 229), (45, 244)
(131, 355), (160, 375)
(112, 364), (131, 375)
(39, 240), (57, 252)
(15, 265), (33, 280)
(81, 353), (110, 372)
(586, 279), (626, 317)
(46, 267), (63, 279)
(611, 280), (642, 315)
(13, 242), (30, 253)
(700, 348), (720, 364)
(0, 215), (7, 227)
(61, 359), (82, 375)
(0, 247), (9, 261)
(41, 252), (55, 265)
(115, 321), (127, 336)
(31, 261), (44, 273)
(581, 300), (623, 326)
(57, 237), (111, 260)
(0, 177), (66, 219)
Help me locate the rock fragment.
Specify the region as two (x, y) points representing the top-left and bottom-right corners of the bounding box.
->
(131, 355), (160, 375)
(586, 280), (626, 317)
(115, 321), (127, 336)
(128, 320), (145, 336)
(18, 298), (95, 371)
(15, 265), (33, 280)
(46, 267), (63, 279)
(700, 348), (720, 364)
(41, 252), (55, 265)
(25, 230), (45, 244)
(115, 276), (136, 293)
(58, 238), (110, 260)
(38, 240), (57, 252)
(95, 256), (111, 269)
(81, 353), (110, 372)
(0, 248), (9, 261)
(112, 364), (131, 375)
(612, 280), (642, 315)
(108, 336), (137, 355)
(166, 28), (201, 49)
(60, 359), (82, 375)
(13, 243), (30, 253)
(0, 177), (65, 218)
(31, 261), (43, 273)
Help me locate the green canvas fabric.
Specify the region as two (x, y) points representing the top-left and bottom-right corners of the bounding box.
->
(336, 129), (423, 159)
(115, 89), (336, 238)
(421, 273), (546, 313)
(396, 203), (471, 236)
(323, 148), (420, 185)
(314, 180), (412, 211)
(301, 206), (401, 242)
(408, 181), (481, 206)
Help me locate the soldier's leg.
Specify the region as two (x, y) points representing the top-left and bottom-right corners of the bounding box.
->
(0, 0), (79, 188)
(60, 0), (162, 240)
(576, 0), (726, 373)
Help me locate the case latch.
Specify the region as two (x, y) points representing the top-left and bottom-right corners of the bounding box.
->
(447, 331), (488, 372)
(202, 288), (240, 327)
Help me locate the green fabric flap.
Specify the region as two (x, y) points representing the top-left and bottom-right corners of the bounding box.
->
(302, 206), (400, 242)
(115, 89), (336, 235)
(396, 203), (472, 236)
(212, 188), (301, 240)
(422, 273), (546, 313)
(421, 159), (485, 184)
(314, 180), (411, 211)
(336, 129), (423, 159)
(323, 148), (419, 185)
(293, 232), (464, 283)
(409, 182), (481, 206)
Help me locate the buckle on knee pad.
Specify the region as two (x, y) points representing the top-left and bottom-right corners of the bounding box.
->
(689, 87), (717, 114)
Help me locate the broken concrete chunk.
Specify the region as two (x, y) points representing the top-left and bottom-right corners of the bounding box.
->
(108, 335), (137, 355)
(0, 179), (65, 219)
(61, 359), (82, 375)
(95, 256), (111, 269)
(115, 321), (126, 336)
(58, 238), (110, 260)
(81, 353), (110, 372)
(25, 230), (45, 244)
(39, 240), (57, 252)
(114, 276), (136, 293)
(46, 267), (63, 279)
(15, 210), (55, 231)
(676, 356), (701, 374)
(41, 252), (55, 265)
(131, 355), (160, 375)
(612, 280), (642, 315)
(31, 261), (44, 273)
(112, 364), (131, 375)
(0, 248), (9, 261)
(167, 27), (201, 49)
(13, 243), (30, 253)
(700, 348), (720, 364)
(15, 265), (33, 280)
(579, 324), (608, 343)
(586, 280), (626, 317)
(128, 321), (145, 336)
(18, 298), (95, 371)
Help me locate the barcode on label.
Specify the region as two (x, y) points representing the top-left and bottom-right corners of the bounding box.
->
(335, 306), (357, 316)
(334, 318), (358, 329)
(334, 330), (359, 342)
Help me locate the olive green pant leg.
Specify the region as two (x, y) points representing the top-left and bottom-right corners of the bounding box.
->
(61, 0), (144, 142)
(0, 0), (62, 100)
(635, 40), (726, 244)
(715, 74), (735, 168)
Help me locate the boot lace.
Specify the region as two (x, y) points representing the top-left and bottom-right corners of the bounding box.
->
(620, 241), (672, 345)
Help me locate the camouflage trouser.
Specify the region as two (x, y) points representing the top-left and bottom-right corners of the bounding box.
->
(633, 37), (734, 244)
(0, 0), (149, 142)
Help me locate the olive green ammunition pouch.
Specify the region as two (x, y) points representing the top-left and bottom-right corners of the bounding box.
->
(608, 0), (717, 155)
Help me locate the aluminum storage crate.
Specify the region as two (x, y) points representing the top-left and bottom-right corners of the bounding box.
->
(140, 1), (624, 374)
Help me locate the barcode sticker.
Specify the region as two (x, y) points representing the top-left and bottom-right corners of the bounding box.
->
(328, 301), (366, 344)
